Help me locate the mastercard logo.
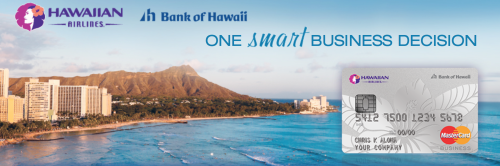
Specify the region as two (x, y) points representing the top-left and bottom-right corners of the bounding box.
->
(440, 126), (471, 145)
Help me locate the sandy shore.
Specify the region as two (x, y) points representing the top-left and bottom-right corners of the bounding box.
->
(0, 115), (262, 147)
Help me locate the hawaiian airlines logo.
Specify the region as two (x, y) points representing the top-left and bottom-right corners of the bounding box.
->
(440, 126), (471, 145)
(15, 3), (45, 31)
(349, 74), (389, 84)
(16, 2), (123, 29)
(349, 74), (360, 84)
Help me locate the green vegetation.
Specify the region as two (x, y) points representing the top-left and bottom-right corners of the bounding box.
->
(113, 96), (297, 118)
(0, 120), (51, 139)
(0, 97), (298, 139)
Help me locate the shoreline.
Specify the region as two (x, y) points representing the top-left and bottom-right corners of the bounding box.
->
(0, 115), (263, 147)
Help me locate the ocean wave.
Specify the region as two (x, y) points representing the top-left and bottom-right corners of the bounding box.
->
(158, 147), (171, 154)
(212, 137), (226, 140)
(181, 159), (190, 164)
(158, 142), (165, 145)
(228, 146), (253, 152)
(161, 133), (184, 137)
(242, 153), (281, 166)
(278, 144), (335, 161)
(464, 152), (500, 165)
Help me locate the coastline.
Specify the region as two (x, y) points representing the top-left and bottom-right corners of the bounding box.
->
(0, 115), (263, 147)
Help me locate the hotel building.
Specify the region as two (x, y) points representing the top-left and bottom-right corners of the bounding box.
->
(25, 78), (52, 121)
(87, 87), (112, 116)
(48, 79), (59, 120)
(0, 68), (8, 97)
(58, 85), (87, 119)
(25, 78), (112, 121)
(294, 95), (330, 112)
(0, 95), (25, 123)
(0, 69), (26, 123)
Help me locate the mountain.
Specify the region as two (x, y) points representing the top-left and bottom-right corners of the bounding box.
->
(9, 65), (250, 99)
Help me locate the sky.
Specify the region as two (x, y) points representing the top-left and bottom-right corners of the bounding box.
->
(1, 0), (500, 101)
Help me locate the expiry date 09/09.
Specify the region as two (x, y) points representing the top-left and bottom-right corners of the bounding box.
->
(355, 113), (463, 123)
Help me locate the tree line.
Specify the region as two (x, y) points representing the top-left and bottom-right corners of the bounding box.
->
(0, 97), (298, 139)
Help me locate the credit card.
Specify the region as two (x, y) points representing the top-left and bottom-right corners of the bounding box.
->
(341, 68), (478, 153)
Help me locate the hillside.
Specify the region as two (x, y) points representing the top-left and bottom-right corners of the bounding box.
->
(9, 65), (250, 99)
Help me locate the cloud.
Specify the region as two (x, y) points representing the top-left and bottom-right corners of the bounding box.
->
(61, 63), (88, 73)
(35, 68), (48, 74)
(295, 47), (315, 59)
(219, 64), (252, 73)
(484, 72), (500, 77)
(182, 47), (195, 55)
(139, 62), (172, 72)
(480, 93), (500, 102)
(181, 59), (213, 72)
(60, 62), (119, 73)
(1, 33), (15, 42)
(295, 68), (305, 73)
(332, 62), (358, 70)
(481, 79), (497, 82)
(308, 61), (324, 72)
(332, 61), (476, 70)
(253, 63), (274, 73)
(219, 63), (275, 73)
(139, 66), (153, 72)
(154, 62), (172, 71)
(479, 72), (500, 83)
(0, 62), (33, 70)
(107, 48), (120, 55)
(89, 62), (112, 71)
(0, 14), (58, 70)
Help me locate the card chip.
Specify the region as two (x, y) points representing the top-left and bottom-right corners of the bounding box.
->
(355, 94), (376, 113)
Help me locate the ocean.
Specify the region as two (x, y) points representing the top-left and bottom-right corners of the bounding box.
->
(0, 100), (498, 165)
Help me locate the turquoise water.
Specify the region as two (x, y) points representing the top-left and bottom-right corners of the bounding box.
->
(0, 100), (498, 165)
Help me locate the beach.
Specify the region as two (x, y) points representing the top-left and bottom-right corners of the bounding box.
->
(0, 115), (262, 147)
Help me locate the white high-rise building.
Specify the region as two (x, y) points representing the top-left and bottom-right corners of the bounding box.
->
(87, 86), (101, 115)
(0, 69), (9, 98)
(58, 85), (88, 119)
(48, 79), (59, 120)
(86, 86), (112, 116)
(25, 78), (112, 121)
(101, 88), (112, 116)
(25, 78), (51, 121)
(297, 95), (330, 113)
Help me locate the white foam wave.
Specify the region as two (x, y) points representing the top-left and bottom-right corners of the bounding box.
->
(212, 136), (226, 140)
(242, 153), (281, 166)
(181, 159), (190, 164)
(162, 132), (180, 136)
(158, 147), (171, 154)
(158, 142), (165, 145)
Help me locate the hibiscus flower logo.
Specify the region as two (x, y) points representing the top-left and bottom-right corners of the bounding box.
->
(15, 3), (45, 31)
(349, 74), (360, 84)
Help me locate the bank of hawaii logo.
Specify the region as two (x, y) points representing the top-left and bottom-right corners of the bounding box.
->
(15, 3), (45, 31)
(349, 74), (360, 84)
(440, 126), (471, 145)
